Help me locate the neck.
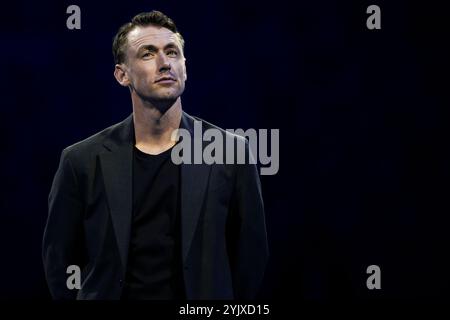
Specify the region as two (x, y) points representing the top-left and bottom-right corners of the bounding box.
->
(132, 96), (182, 154)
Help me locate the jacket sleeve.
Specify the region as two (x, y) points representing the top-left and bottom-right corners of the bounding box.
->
(227, 140), (269, 299)
(42, 148), (86, 299)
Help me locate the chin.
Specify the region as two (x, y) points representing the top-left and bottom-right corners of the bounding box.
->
(156, 93), (179, 101)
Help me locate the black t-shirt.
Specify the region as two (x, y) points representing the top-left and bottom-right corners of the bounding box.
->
(121, 145), (185, 300)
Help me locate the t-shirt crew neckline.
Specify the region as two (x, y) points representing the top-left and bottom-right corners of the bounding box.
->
(133, 145), (174, 159)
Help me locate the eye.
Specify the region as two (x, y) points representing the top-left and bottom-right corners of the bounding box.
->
(142, 51), (153, 58)
(167, 50), (178, 57)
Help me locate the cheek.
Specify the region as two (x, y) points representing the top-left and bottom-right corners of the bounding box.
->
(177, 64), (187, 81)
(133, 61), (154, 74)
(134, 66), (156, 84)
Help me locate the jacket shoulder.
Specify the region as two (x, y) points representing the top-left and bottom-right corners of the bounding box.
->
(62, 119), (124, 160)
(191, 115), (248, 145)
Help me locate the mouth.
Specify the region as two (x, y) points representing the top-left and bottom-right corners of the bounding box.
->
(155, 77), (176, 84)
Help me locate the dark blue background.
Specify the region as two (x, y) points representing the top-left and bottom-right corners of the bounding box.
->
(1, 0), (449, 300)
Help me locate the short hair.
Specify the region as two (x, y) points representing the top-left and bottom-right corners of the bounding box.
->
(112, 10), (185, 65)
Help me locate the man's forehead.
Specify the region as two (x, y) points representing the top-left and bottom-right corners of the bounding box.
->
(127, 25), (180, 49)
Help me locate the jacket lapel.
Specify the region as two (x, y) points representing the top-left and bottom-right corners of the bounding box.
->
(100, 114), (134, 270)
(179, 113), (211, 263)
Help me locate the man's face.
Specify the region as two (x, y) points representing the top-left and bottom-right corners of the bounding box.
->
(119, 25), (187, 104)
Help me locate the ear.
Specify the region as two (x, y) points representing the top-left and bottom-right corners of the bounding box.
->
(114, 64), (130, 87)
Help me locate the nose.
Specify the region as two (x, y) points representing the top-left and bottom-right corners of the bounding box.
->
(157, 52), (171, 74)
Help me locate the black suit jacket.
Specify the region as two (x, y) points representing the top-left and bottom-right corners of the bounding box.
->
(42, 111), (268, 300)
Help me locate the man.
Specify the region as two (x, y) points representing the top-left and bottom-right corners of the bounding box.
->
(42, 10), (268, 300)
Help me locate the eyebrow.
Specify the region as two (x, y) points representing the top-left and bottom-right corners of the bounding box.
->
(137, 42), (180, 54)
